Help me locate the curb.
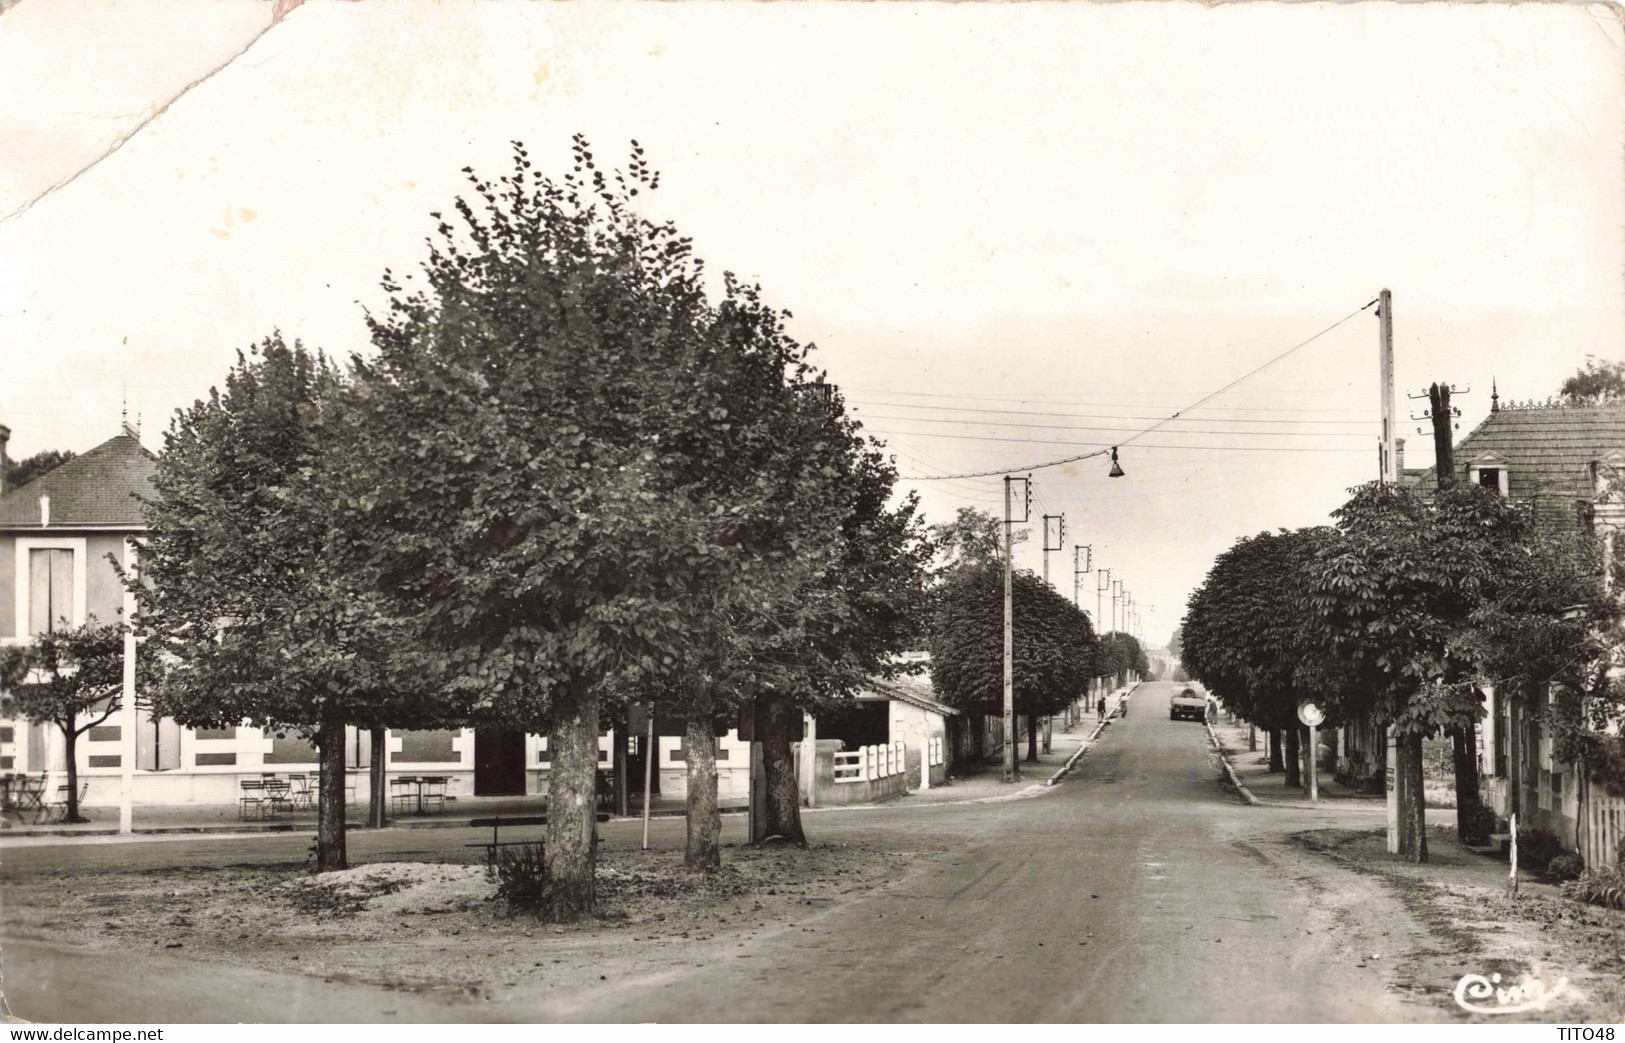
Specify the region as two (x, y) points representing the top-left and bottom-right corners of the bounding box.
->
(1207, 720), (1261, 806)
(1045, 681), (1140, 787)
(0, 805), (747, 841)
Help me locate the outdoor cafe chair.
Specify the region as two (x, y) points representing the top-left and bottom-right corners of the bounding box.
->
(420, 776), (447, 813)
(264, 777), (294, 815)
(40, 781), (89, 824)
(389, 775), (418, 815)
(10, 774), (47, 816)
(239, 778), (269, 821)
(287, 773), (314, 811)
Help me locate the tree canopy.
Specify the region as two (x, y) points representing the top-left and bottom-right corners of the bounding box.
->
(0, 619), (161, 823)
(928, 561), (1097, 720)
(1182, 528), (1336, 732)
(1559, 356), (1625, 405)
(4, 449), (75, 491)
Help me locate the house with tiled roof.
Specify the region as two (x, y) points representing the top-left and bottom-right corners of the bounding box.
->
(1400, 391), (1624, 867)
(0, 424), (161, 804)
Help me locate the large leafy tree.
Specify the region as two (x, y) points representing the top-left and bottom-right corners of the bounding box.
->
(743, 395), (935, 847)
(929, 561), (1096, 767)
(0, 620), (160, 823)
(132, 336), (446, 871)
(1303, 481), (1530, 861)
(1097, 631), (1150, 686)
(1182, 528), (1336, 789)
(1460, 525), (1625, 797)
(347, 140), (888, 904)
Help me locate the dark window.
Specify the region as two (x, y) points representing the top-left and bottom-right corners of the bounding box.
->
(0, 757), (13, 770)
(88, 725), (121, 742)
(88, 755), (120, 768)
(396, 729), (459, 762)
(1494, 719), (1508, 778)
(668, 744), (728, 762)
(195, 752), (237, 766)
(0, 727), (13, 743)
(1478, 468), (1500, 491)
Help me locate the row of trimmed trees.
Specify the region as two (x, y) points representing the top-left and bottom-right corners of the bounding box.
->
(112, 140), (935, 919)
(1182, 479), (1623, 862)
(923, 507), (1140, 764)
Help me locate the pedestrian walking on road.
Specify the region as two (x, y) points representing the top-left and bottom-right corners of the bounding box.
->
(1096, 695), (1106, 721)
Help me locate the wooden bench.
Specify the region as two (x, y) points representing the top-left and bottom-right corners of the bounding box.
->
(466, 813), (610, 868)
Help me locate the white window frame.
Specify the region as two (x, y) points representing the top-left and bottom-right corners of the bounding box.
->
(1466, 453), (1510, 497)
(11, 537), (88, 643)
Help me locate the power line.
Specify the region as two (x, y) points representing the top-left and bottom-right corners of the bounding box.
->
(848, 399), (1373, 427)
(896, 298), (1378, 480)
(876, 430), (1372, 453)
(845, 386), (1373, 417)
(857, 412), (1369, 439)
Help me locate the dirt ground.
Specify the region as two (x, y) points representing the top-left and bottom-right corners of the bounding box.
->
(1292, 825), (1625, 1021)
(0, 840), (935, 1004)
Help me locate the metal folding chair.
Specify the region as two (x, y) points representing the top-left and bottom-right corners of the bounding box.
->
(239, 778), (268, 820)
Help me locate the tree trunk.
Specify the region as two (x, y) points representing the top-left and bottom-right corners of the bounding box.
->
(1396, 732), (1428, 862)
(63, 727), (86, 823)
(1268, 728), (1284, 773)
(1283, 726), (1301, 789)
(1451, 724), (1482, 840)
(545, 680), (600, 920)
(315, 711), (347, 872)
(684, 690), (722, 871)
(1025, 713), (1040, 763)
(759, 694), (807, 846)
(368, 728), (387, 829)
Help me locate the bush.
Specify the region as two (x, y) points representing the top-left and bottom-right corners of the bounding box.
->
(1459, 802), (1498, 846)
(492, 843), (551, 914)
(1562, 865), (1625, 910)
(1515, 827), (1565, 872)
(1545, 852), (1585, 883)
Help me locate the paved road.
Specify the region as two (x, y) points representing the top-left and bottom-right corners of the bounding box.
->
(2, 682), (1441, 1022)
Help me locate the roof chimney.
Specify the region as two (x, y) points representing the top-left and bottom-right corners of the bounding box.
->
(0, 422), (9, 497)
(1395, 437), (1406, 475)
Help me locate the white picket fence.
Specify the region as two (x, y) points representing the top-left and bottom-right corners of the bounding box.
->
(833, 740), (907, 784)
(1584, 793), (1624, 869)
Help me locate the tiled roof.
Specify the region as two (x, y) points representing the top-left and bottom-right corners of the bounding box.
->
(1406, 403), (1625, 502)
(857, 673), (960, 716)
(0, 433), (157, 528)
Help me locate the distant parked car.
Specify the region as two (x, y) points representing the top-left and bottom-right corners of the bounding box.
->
(1170, 687), (1206, 721)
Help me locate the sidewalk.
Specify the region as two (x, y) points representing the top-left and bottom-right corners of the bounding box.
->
(0, 793), (749, 838)
(1210, 717), (1381, 809)
(892, 686), (1133, 806)
(3, 690), (1139, 838)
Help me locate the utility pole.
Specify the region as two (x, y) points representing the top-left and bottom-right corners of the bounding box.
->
(1042, 514), (1065, 589)
(1377, 289), (1403, 855)
(1073, 544), (1091, 613)
(1003, 474), (1031, 783)
(1379, 288), (1396, 484)
(1428, 378), (1485, 858)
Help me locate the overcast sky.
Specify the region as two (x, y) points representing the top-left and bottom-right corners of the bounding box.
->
(3, 0), (1622, 645)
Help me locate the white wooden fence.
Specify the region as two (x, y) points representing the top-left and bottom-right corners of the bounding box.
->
(1584, 793), (1624, 869)
(833, 740), (907, 784)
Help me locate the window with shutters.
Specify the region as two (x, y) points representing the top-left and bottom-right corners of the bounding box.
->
(28, 548), (74, 635)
